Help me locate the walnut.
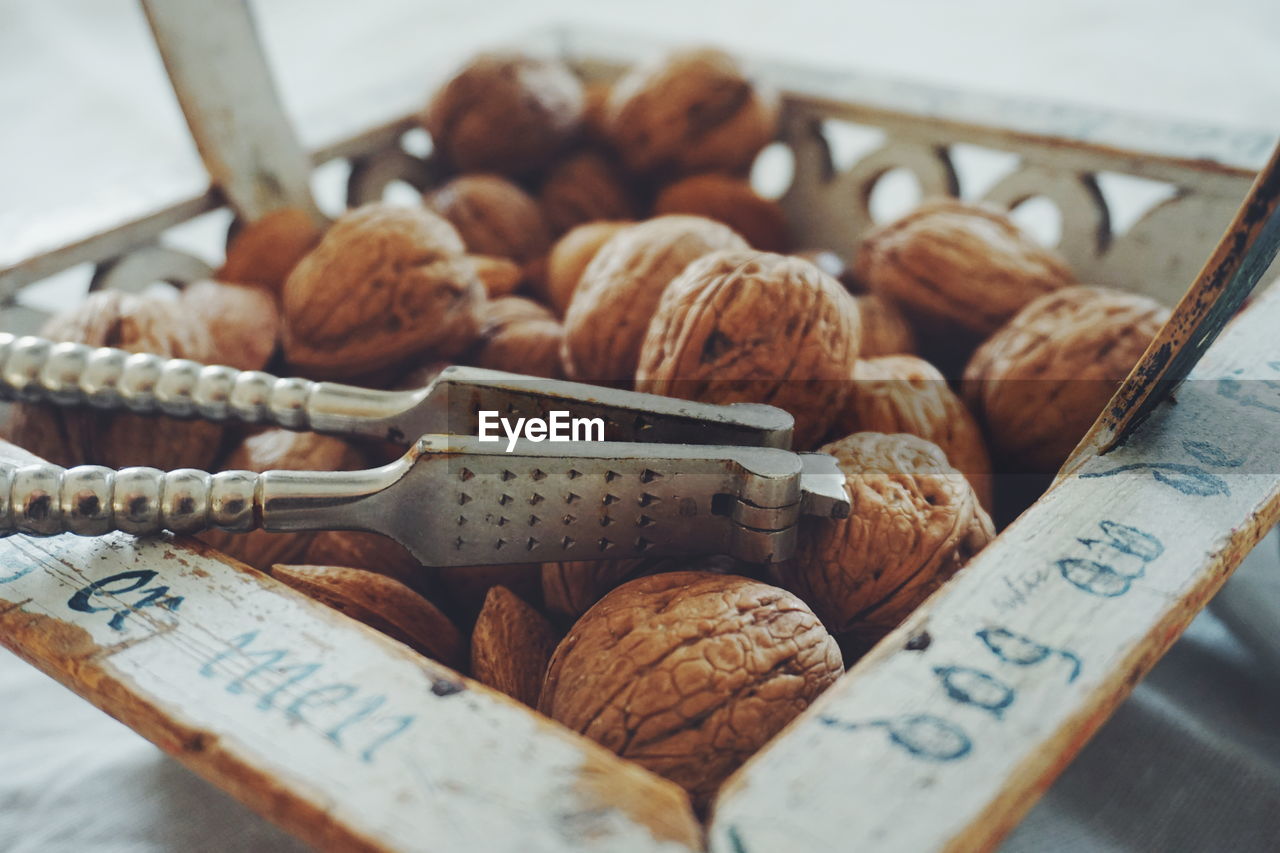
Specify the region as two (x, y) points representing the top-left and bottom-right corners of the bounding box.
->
(471, 586), (559, 706)
(302, 529), (428, 593)
(541, 558), (645, 621)
(270, 564), (465, 669)
(217, 207), (322, 295)
(542, 221), (629, 315)
(562, 215), (747, 382)
(5, 290), (224, 470)
(962, 284), (1169, 473)
(854, 294), (916, 357)
(437, 563), (542, 622)
(775, 432), (993, 655)
(282, 203), (484, 379)
(469, 254), (525, 298)
(539, 150), (639, 235)
(654, 174), (788, 252)
(635, 251), (861, 449)
(425, 174), (552, 265)
(422, 53), (584, 176)
(180, 279), (280, 370)
(603, 48), (779, 177)
(539, 571), (842, 808)
(854, 199), (1075, 369)
(582, 80), (612, 142)
(199, 429), (365, 569)
(469, 296), (564, 378)
(832, 356), (992, 509)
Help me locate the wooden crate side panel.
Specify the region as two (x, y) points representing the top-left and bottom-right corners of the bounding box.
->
(0, 461), (701, 853)
(709, 283), (1280, 852)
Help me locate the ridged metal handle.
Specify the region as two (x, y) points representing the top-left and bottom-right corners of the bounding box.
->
(0, 461), (263, 537)
(0, 333), (420, 437)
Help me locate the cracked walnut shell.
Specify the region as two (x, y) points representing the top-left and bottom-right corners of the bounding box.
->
(635, 250), (861, 449)
(854, 199), (1075, 367)
(282, 203), (484, 379)
(539, 571), (842, 808)
(562, 215), (747, 382)
(962, 284), (1170, 473)
(776, 432), (993, 654)
(604, 47), (779, 177)
(425, 174), (553, 265)
(422, 53), (584, 176)
(832, 355), (993, 510)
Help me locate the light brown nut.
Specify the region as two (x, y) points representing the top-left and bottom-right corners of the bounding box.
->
(562, 215), (747, 382)
(653, 174), (788, 252)
(541, 221), (630, 315)
(5, 290), (224, 470)
(425, 174), (553, 265)
(217, 207), (322, 295)
(539, 150), (639, 235)
(540, 558), (645, 622)
(199, 429), (365, 570)
(270, 564), (465, 669)
(539, 571), (843, 808)
(471, 586), (559, 706)
(437, 563), (542, 622)
(853, 293), (916, 357)
(854, 199), (1075, 369)
(962, 284), (1170, 473)
(180, 279), (280, 370)
(604, 48), (779, 177)
(469, 255), (525, 298)
(775, 432), (994, 655)
(422, 53), (584, 176)
(282, 202), (484, 379)
(469, 296), (564, 378)
(582, 80), (612, 143)
(832, 356), (992, 509)
(302, 529), (428, 592)
(636, 251), (861, 449)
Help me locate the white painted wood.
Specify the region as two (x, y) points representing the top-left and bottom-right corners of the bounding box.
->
(0, 463), (700, 853)
(709, 283), (1280, 853)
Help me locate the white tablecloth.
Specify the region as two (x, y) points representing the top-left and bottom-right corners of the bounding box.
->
(3, 1), (1278, 849)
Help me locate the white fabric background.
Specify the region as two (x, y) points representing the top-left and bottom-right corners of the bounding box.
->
(2, 1), (1279, 850)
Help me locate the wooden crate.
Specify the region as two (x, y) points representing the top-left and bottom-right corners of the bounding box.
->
(2, 11), (1279, 853)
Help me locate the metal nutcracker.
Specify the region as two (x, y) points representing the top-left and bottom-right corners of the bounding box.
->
(0, 333), (849, 567)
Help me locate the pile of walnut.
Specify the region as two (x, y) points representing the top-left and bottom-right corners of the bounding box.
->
(1, 46), (1171, 811)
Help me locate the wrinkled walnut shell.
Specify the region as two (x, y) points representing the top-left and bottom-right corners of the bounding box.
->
(562, 215), (747, 382)
(469, 296), (564, 378)
(776, 432), (993, 654)
(471, 586), (559, 706)
(542, 221), (629, 315)
(654, 174), (788, 252)
(540, 558), (645, 622)
(199, 429), (365, 569)
(422, 53), (584, 176)
(181, 279), (281, 370)
(962, 284), (1170, 473)
(5, 290), (223, 471)
(282, 203), (484, 379)
(270, 564), (464, 669)
(425, 174), (552, 265)
(853, 293), (916, 358)
(604, 47), (779, 177)
(832, 356), (992, 509)
(540, 571), (842, 808)
(539, 150), (639, 235)
(217, 207), (322, 295)
(854, 199), (1075, 369)
(636, 250), (861, 449)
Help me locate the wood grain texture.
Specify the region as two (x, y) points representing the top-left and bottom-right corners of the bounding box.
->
(708, 280), (1280, 853)
(0, 438), (700, 853)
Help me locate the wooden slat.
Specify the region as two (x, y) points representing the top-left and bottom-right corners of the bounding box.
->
(709, 281), (1280, 852)
(0, 447), (701, 853)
